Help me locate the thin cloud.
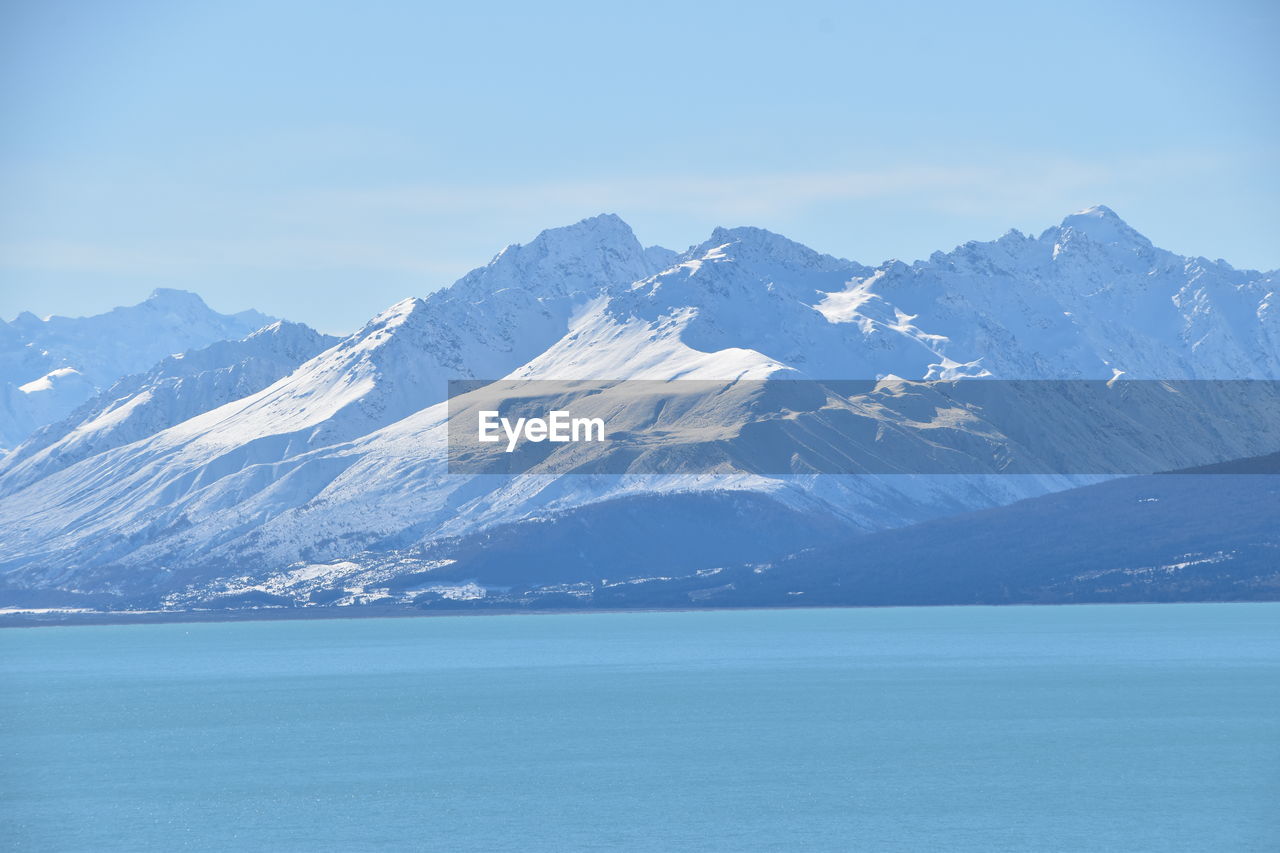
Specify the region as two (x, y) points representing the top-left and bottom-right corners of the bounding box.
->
(294, 154), (1223, 222)
(0, 153), (1235, 279)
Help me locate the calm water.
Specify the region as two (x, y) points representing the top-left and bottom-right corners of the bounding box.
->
(2, 604), (1278, 852)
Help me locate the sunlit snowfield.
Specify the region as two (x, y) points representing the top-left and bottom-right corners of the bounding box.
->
(3, 604), (1278, 852)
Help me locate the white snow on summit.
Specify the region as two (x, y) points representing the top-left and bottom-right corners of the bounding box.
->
(0, 208), (1275, 603)
(0, 320), (338, 493)
(0, 289), (276, 448)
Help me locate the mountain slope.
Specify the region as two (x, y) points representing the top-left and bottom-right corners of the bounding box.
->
(0, 215), (677, 594)
(0, 321), (339, 495)
(850, 205), (1278, 380)
(652, 466), (1280, 608)
(0, 289), (275, 448)
(157, 459), (1280, 612)
(0, 207), (1276, 608)
(0, 368), (96, 450)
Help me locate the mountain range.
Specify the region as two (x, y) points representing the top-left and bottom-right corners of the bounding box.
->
(0, 206), (1276, 614)
(0, 289), (275, 450)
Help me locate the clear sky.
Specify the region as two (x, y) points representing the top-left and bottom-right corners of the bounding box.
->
(2, 0), (1277, 334)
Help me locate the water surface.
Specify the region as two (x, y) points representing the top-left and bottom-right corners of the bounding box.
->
(3, 604), (1278, 851)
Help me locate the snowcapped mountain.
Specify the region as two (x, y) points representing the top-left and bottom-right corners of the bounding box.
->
(0, 368), (97, 451)
(0, 208), (1275, 609)
(865, 205), (1279, 380)
(510, 205), (1275, 384)
(0, 288), (276, 449)
(0, 321), (338, 495)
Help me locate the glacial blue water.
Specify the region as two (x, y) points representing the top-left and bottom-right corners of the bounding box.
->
(2, 604), (1277, 852)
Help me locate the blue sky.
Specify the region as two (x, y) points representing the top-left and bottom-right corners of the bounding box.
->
(2, 0), (1277, 334)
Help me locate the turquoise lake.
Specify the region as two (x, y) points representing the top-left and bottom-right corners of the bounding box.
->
(2, 604), (1278, 851)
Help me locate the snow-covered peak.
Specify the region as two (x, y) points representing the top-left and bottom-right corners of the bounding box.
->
(0, 289), (279, 447)
(15, 363), (91, 399)
(0, 367), (96, 449)
(361, 296), (428, 332)
(1049, 204), (1153, 249)
(245, 318), (319, 340)
(864, 205), (1279, 379)
(17, 366), (87, 395)
(688, 225), (856, 274)
(533, 211), (636, 250)
(145, 287), (209, 308)
(578, 224), (931, 382)
(0, 207), (1275, 606)
(0, 321), (339, 491)
(138, 288), (276, 332)
(232, 319), (340, 362)
(453, 213), (660, 301)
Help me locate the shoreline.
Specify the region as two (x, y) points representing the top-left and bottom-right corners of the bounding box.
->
(2, 597), (1275, 629)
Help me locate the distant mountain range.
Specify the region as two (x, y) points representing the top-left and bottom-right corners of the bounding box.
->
(0, 207), (1276, 615)
(0, 320), (338, 494)
(0, 289), (275, 449)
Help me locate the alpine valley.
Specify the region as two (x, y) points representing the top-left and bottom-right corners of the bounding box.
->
(2, 206), (1277, 617)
